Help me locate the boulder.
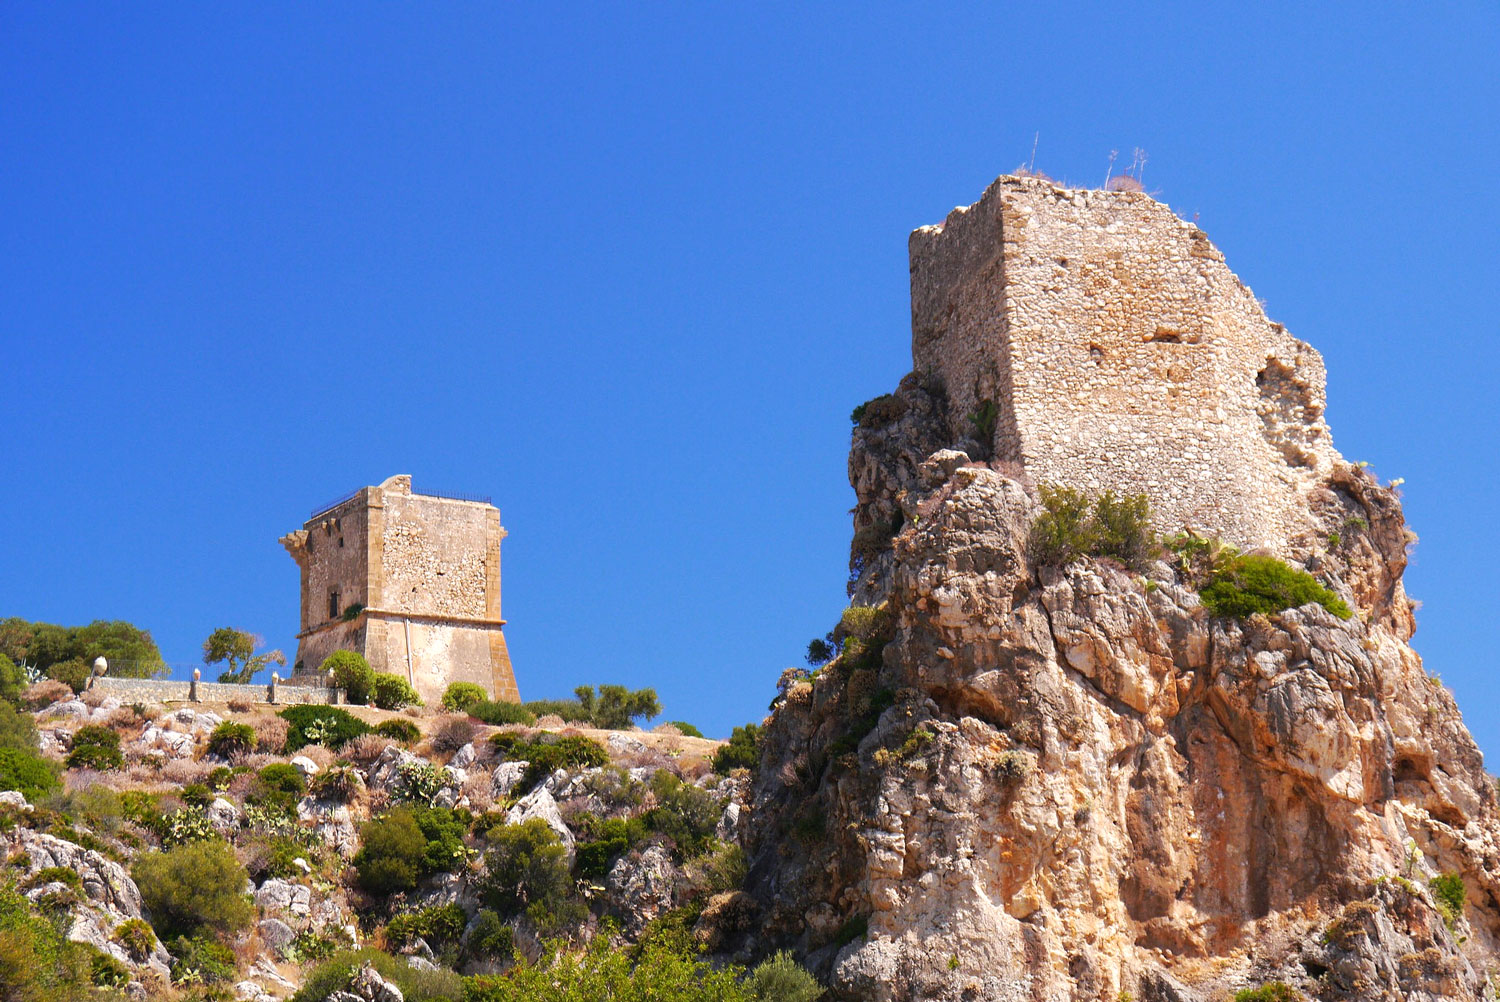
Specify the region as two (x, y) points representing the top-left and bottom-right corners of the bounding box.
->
(504, 786), (574, 849)
(605, 844), (676, 938)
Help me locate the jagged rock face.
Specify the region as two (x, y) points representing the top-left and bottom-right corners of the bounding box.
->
(745, 438), (1500, 1001)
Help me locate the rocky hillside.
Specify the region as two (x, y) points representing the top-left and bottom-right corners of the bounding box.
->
(740, 373), (1500, 1001)
(0, 683), (787, 1001)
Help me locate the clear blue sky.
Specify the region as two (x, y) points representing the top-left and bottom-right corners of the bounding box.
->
(3, 5), (1497, 751)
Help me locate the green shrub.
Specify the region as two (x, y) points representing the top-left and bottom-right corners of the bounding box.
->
(746, 950), (823, 1002)
(133, 839), (254, 941)
(1233, 985), (1300, 1002)
(113, 918), (156, 961)
(465, 938), (750, 1002)
(90, 951), (129, 988)
(683, 841), (747, 897)
(850, 393), (905, 430)
(0, 703), (38, 754)
(521, 698), (588, 722)
(167, 934), (238, 984)
(279, 705), (372, 751)
(1430, 872), (1465, 929)
(375, 718), (421, 743)
(481, 818), (579, 931)
(574, 816), (648, 881)
(644, 771), (722, 857)
(65, 726), (122, 771)
(354, 809), (428, 896)
(487, 733), (609, 792)
(310, 764), (361, 802)
(0, 747), (59, 801)
(441, 682), (488, 713)
(292, 948), (463, 1002)
(574, 684), (662, 730)
(385, 903), (466, 951)
(713, 724), (762, 775)
(0, 882), (112, 999)
(0, 655), (25, 709)
(251, 763), (307, 811)
(1198, 554), (1352, 620)
(469, 700), (536, 726)
(667, 721), (704, 738)
(1027, 485), (1155, 569)
(322, 651), (375, 705)
(410, 805), (472, 874)
(27, 867), (81, 891)
(463, 909), (513, 964)
(46, 658), (91, 694)
(206, 721), (255, 759)
(341, 603), (365, 622)
(371, 673), (422, 710)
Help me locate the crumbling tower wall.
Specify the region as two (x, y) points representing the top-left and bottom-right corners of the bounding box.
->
(280, 474), (519, 705)
(909, 175), (1341, 550)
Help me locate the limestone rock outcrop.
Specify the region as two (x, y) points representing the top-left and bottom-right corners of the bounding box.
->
(742, 176), (1500, 1001)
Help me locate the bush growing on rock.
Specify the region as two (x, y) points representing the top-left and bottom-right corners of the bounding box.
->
(713, 724), (761, 775)
(322, 650), (375, 705)
(64, 725), (122, 771)
(252, 762), (307, 811)
(112, 918), (156, 962)
(353, 808), (428, 896)
(489, 732), (609, 791)
(1430, 872), (1465, 929)
(372, 672), (422, 710)
(1233, 985), (1300, 1002)
(291, 947), (463, 1002)
(166, 934), (238, 984)
(206, 720), (255, 759)
(280, 705), (372, 751)
(465, 938), (752, 1002)
(374, 718), (421, 744)
(481, 818), (580, 931)
(441, 681), (488, 713)
(0, 747), (58, 802)
(745, 950), (823, 1002)
(133, 838), (254, 941)
(0, 883), (126, 999)
(1027, 485), (1155, 569)
(644, 771), (722, 857)
(1198, 553), (1352, 620)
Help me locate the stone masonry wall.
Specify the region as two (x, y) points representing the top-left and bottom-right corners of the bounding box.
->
(91, 676), (340, 705)
(281, 475), (519, 705)
(910, 175), (1341, 551)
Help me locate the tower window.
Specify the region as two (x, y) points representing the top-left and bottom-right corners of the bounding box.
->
(328, 590), (340, 620)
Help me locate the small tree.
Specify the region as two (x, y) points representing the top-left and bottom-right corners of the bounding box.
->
(574, 684), (662, 730)
(481, 818), (576, 930)
(133, 839), (254, 941)
(202, 628), (285, 684)
(321, 651), (374, 705)
(441, 681), (488, 713)
(371, 673), (421, 710)
(353, 809), (427, 896)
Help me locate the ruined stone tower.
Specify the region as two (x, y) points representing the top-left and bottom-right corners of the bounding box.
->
(910, 174), (1343, 550)
(279, 474), (519, 705)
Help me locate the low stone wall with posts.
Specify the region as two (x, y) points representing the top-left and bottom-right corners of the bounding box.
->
(88, 675), (343, 706)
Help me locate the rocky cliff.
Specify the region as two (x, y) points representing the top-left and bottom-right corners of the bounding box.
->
(741, 187), (1500, 1001)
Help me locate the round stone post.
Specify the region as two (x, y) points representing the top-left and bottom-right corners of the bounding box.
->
(88, 657), (107, 691)
(190, 668), (201, 703)
(269, 672), (279, 705)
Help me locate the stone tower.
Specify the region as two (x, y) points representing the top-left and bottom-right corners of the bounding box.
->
(279, 474), (519, 705)
(910, 174), (1343, 551)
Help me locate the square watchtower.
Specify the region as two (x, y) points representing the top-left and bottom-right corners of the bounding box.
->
(279, 474), (519, 705)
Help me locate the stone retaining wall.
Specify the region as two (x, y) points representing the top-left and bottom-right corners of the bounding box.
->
(89, 676), (342, 706)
